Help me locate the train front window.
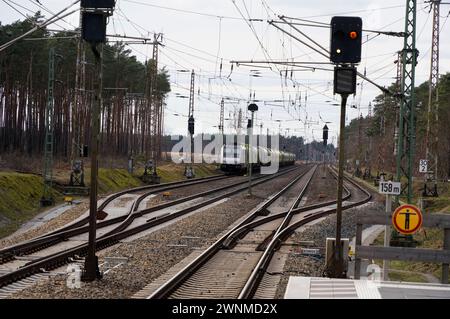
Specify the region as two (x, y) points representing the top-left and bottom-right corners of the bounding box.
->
(223, 146), (238, 157)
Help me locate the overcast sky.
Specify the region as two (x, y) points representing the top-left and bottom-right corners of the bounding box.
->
(1, 0), (449, 145)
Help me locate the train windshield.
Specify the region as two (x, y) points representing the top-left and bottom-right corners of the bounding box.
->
(223, 145), (238, 157)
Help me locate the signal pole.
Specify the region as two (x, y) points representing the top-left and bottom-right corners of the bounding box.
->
(84, 42), (103, 281)
(328, 16), (362, 278)
(247, 103), (258, 197)
(80, 0), (115, 282)
(335, 93), (349, 277)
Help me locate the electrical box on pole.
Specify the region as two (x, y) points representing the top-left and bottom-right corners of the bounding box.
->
(81, 12), (107, 43)
(330, 16), (362, 64)
(334, 67), (357, 95)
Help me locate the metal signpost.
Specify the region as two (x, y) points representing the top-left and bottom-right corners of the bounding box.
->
(328, 16), (362, 277)
(80, 0), (115, 282)
(247, 103), (258, 196)
(419, 159), (429, 201)
(378, 180), (401, 280)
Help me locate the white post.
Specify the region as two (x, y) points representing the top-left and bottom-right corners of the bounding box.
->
(248, 111), (254, 196)
(382, 194), (392, 281)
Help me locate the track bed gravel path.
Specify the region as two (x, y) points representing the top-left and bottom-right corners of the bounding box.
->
(274, 202), (384, 298)
(0, 202), (90, 250)
(10, 168), (304, 299)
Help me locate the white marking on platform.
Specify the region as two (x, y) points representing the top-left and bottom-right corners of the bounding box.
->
(284, 277), (450, 299)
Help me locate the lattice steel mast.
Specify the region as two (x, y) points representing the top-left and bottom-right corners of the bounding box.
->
(184, 70), (196, 179)
(41, 48), (56, 206)
(150, 33), (163, 164)
(424, 0), (441, 197)
(219, 98), (224, 135)
(396, 0), (419, 204)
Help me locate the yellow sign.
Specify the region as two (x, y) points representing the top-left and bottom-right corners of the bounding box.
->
(392, 204), (423, 235)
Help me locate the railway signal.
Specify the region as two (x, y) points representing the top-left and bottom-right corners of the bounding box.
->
(247, 103), (258, 196)
(327, 16), (362, 279)
(330, 16), (362, 64)
(322, 124), (329, 146)
(80, 0), (115, 282)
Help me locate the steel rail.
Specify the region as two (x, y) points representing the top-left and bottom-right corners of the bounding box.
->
(148, 165), (317, 299)
(7, 166), (299, 269)
(0, 165), (304, 288)
(52, 174), (228, 235)
(222, 171), (351, 249)
(0, 174), (230, 263)
(238, 172), (372, 299)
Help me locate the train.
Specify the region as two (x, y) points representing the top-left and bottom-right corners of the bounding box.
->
(219, 144), (296, 174)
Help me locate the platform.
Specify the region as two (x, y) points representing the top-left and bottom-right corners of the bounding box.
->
(284, 277), (450, 299)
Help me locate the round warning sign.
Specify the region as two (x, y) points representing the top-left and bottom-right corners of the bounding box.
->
(392, 204), (423, 235)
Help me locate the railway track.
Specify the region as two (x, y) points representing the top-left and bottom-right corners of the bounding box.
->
(0, 165), (305, 293)
(0, 174), (231, 264)
(145, 166), (371, 299)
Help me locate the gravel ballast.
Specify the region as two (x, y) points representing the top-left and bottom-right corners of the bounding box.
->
(275, 202), (385, 298)
(0, 202), (89, 249)
(0, 176), (243, 249)
(10, 168), (305, 299)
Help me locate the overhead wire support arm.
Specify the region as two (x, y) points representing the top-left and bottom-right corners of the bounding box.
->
(268, 20), (330, 60)
(231, 60), (333, 72)
(232, 60), (398, 98)
(266, 20), (400, 98)
(277, 16), (406, 37)
(277, 16), (330, 55)
(356, 70), (399, 97)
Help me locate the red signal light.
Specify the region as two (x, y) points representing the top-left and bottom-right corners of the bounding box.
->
(349, 31), (358, 40)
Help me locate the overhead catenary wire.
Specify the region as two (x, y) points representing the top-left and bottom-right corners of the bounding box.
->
(2, 0), (73, 31)
(27, 0), (78, 29)
(0, 0), (80, 52)
(106, 0), (359, 122)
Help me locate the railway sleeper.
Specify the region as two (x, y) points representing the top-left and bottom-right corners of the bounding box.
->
(256, 231), (276, 251)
